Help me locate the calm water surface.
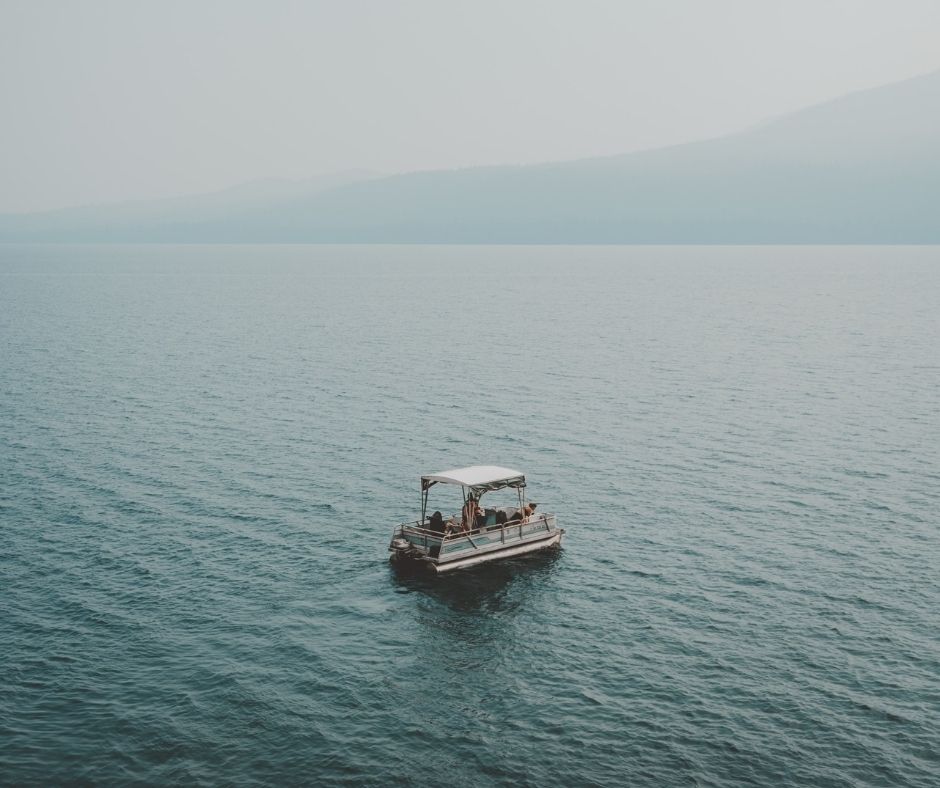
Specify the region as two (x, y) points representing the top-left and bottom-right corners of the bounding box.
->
(2, 245), (939, 786)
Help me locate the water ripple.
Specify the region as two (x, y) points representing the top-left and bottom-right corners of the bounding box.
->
(2, 244), (939, 786)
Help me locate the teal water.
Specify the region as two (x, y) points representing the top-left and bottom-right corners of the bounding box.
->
(2, 245), (939, 786)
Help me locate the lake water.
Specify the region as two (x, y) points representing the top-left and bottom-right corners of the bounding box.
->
(2, 245), (939, 786)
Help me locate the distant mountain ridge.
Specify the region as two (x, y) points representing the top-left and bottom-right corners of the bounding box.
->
(2, 70), (939, 243)
(0, 170), (380, 242)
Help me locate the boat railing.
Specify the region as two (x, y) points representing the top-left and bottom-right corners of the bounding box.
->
(479, 513), (554, 542)
(395, 521), (442, 538)
(396, 513), (556, 545)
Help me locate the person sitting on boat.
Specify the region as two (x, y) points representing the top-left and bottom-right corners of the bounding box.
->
(507, 502), (537, 523)
(428, 511), (445, 533)
(461, 496), (480, 532)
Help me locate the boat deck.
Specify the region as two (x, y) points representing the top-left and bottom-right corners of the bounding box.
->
(391, 513), (562, 572)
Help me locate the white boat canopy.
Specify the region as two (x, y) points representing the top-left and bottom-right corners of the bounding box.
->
(421, 465), (526, 494)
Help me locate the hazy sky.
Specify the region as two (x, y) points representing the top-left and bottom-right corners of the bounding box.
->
(2, 0), (939, 213)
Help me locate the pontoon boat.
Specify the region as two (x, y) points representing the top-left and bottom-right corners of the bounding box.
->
(388, 465), (563, 573)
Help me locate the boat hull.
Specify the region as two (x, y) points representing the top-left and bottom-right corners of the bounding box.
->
(431, 529), (563, 573)
(390, 518), (564, 573)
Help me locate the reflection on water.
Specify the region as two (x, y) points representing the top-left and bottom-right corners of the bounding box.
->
(389, 549), (564, 672)
(389, 547), (563, 614)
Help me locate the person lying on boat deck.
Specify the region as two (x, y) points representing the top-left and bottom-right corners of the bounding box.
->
(507, 502), (538, 523)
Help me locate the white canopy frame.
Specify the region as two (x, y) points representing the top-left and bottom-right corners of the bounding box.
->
(420, 465), (527, 523)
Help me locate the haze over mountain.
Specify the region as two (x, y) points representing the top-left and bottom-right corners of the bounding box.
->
(0, 171), (379, 243)
(2, 69), (938, 244)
